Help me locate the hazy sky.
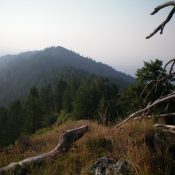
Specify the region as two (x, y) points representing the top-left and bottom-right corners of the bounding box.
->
(0, 0), (175, 75)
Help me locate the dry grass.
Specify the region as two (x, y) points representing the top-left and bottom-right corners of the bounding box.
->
(0, 118), (173, 175)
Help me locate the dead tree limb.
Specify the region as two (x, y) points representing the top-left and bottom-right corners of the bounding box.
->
(115, 1), (175, 130)
(116, 93), (175, 129)
(151, 1), (175, 14)
(146, 1), (175, 39)
(154, 124), (175, 134)
(154, 113), (175, 117)
(0, 125), (89, 174)
(116, 59), (175, 129)
(130, 113), (175, 123)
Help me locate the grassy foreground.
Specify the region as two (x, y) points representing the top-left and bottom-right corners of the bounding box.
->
(0, 119), (173, 175)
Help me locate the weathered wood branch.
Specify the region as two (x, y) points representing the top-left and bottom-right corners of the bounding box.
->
(151, 1), (175, 15)
(0, 125), (89, 174)
(154, 123), (175, 134)
(116, 93), (175, 129)
(130, 113), (175, 123)
(153, 113), (175, 118)
(146, 1), (175, 39)
(116, 58), (175, 129)
(140, 59), (175, 105)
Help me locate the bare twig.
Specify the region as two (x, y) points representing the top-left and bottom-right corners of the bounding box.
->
(146, 1), (175, 39)
(130, 113), (175, 122)
(151, 1), (175, 15)
(154, 124), (175, 134)
(116, 92), (175, 129)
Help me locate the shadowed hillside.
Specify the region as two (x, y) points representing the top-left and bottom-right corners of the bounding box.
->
(0, 46), (134, 106)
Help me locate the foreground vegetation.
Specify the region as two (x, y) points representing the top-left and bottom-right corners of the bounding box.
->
(0, 59), (175, 174)
(0, 75), (119, 148)
(0, 118), (173, 175)
(1, 59), (175, 149)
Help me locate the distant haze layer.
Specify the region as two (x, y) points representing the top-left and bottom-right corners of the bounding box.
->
(0, 0), (174, 75)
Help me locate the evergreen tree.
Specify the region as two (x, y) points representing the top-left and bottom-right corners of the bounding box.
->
(62, 78), (79, 113)
(24, 86), (43, 133)
(119, 59), (175, 116)
(40, 85), (54, 126)
(118, 83), (144, 117)
(95, 78), (119, 123)
(0, 107), (8, 147)
(136, 59), (164, 83)
(73, 82), (98, 119)
(40, 85), (54, 114)
(55, 80), (67, 113)
(8, 101), (23, 144)
(136, 59), (173, 106)
(73, 77), (119, 122)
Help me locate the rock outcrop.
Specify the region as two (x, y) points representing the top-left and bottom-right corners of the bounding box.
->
(90, 157), (137, 175)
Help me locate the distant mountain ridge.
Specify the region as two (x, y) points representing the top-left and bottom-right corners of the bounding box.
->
(0, 46), (134, 106)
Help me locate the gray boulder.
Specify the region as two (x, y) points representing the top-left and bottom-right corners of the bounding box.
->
(90, 157), (137, 175)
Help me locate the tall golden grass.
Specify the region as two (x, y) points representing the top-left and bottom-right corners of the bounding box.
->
(0, 119), (173, 175)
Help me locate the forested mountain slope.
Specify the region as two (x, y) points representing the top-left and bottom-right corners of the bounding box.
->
(0, 46), (134, 106)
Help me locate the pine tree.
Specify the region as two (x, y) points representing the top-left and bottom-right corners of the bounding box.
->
(55, 80), (67, 113)
(62, 78), (79, 113)
(24, 86), (43, 133)
(73, 82), (98, 119)
(8, 101), (23, 144)
(40, 85), (54, 126)
(0, 107), (8, 147)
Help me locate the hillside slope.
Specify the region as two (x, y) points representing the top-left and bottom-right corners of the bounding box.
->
(0, 119), (174, 175)
(0, 46), (134, 106)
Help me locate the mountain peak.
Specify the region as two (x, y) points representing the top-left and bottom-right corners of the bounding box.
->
(0, 46), (134, 105)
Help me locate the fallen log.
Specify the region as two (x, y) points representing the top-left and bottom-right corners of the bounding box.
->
(0, 125), (89, 174)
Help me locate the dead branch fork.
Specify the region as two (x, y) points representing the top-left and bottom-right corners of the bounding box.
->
(146, 1), (175, 39)
(116, 2), (175, 129)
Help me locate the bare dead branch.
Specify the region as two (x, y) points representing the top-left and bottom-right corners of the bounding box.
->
(151, 1), (175, 15)
(140, 59), (175, 105)
(146, 1), (175, 39)
(116, 92), (175, 129)
(117, 58), (175, 130)
(154, 112), (175, 117)
(154, 124), (175, 134)
(0, 125), (89, 174)
(118, 1), (175, 135)
(131, 113), (175, 122)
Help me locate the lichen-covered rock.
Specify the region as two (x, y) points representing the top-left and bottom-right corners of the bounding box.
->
(90, 157), (137, 175)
